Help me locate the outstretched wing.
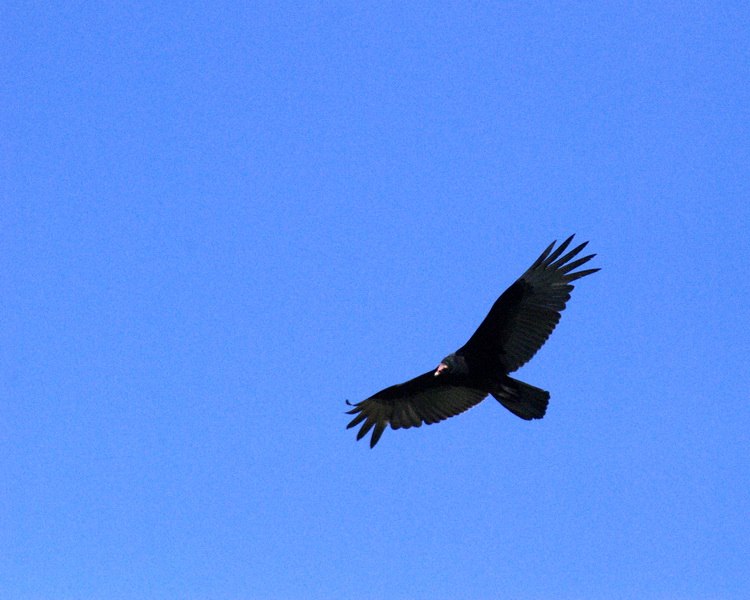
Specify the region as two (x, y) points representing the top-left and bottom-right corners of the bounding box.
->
(346, 372), (488, 448)
(461, 235), (599, 373)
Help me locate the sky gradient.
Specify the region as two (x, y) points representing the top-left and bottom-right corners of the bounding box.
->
(3, 2), (749, 599)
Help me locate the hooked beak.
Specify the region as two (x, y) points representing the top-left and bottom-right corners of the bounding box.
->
(434, 363), (448, 377)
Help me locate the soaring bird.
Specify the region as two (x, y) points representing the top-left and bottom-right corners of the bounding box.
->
(346, 235), (599, 447)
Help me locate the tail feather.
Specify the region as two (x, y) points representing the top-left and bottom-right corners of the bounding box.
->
(492, 377), (549, 420)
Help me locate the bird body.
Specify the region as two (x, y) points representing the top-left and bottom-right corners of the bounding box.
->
(346, 235), (599, 447)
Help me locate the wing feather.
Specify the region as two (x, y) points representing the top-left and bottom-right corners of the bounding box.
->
(461, 235), (599, 373)
(346, 371), (488, 447)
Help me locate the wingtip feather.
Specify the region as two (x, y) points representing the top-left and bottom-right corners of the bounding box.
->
(346, 411), (367, 429)
(549, 241), (589, 270)
(356, 417), (376, 440)
(566, 267), (600, 281)
(542, 235), (575, 267)
(370, 422), (386, 447)
(558, 253), (595, 275)
(531, 240), (557, 269)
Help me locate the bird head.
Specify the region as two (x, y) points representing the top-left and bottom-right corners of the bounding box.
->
(434, 362), (449, 376)
(434, 353), (468, 376)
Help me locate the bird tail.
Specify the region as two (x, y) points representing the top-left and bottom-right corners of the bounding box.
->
(491, 377), (549, 420)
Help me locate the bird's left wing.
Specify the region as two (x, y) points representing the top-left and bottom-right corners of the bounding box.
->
(461, 235), (599, 373)
(346, 372), (488, 447)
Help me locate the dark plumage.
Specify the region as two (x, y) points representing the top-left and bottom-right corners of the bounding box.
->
(346, 235), (599, 447)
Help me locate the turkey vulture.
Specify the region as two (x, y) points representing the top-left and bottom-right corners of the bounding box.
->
(346, 235), (599, 447)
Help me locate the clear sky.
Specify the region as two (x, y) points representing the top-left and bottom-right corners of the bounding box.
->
(3, 2), (749, 599)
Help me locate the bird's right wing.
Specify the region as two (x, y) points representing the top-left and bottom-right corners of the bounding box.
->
(346, 372), (488, 447)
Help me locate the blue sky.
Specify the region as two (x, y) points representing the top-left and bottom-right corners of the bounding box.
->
(2, 1), (749, 598)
